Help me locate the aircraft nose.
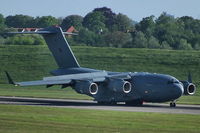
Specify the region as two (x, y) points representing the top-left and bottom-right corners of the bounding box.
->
(172, 82), (184, 99)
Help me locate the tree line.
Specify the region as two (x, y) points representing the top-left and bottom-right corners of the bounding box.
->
(0, 7), (200, 50)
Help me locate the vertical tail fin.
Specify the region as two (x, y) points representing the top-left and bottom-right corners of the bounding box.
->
(40, 26), (80, 69)
(9, 26), (80, 69)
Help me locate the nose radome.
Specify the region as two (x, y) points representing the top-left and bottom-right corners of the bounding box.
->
(174, 83), (184, 98)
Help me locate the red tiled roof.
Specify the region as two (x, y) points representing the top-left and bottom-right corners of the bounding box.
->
(66, 26), (77, 33)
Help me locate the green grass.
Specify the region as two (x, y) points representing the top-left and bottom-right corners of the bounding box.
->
(0, 84), (91, 100)
(0, 104), (199, 133)
(178, 95), (200, 105)
(0, 45), (200, 104)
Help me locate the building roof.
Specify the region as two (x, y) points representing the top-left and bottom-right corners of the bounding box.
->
(66, 26), (78, 33)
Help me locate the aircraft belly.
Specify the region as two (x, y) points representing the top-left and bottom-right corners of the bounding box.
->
(94, 93), (136, 102)
(93, 86), (138, 102)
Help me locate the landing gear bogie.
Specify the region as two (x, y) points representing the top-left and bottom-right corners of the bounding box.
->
(170, 102), (176, 107)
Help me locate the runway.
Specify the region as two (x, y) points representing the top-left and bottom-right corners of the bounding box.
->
(0, 96), (199, 115)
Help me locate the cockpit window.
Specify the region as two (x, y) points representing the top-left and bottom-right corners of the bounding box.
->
(167, 79), (179, 84)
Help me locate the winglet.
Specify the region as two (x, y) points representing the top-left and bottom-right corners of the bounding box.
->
(5, 71), (15, 85)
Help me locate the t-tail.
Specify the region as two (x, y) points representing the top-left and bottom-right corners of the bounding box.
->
(9, 26), (80, 69)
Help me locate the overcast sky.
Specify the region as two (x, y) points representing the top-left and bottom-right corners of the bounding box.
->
(0, 0), (200, 21)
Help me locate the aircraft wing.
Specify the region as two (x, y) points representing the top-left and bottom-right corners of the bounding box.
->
(6, 71), (132, 87)
(6, 71), (107, 86)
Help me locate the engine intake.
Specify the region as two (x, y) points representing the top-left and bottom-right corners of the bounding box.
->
(123, 81), (132, 93)
(108, 79), (132, 94)
(74, 81), (98, 95)
(185, 83), (196, 95)
(89, 83), (98, 95)
(181, 81), (196, 95)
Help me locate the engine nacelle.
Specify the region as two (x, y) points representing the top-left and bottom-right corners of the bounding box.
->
(74, 81), (98, 95)
(181, 81), (196, 95)
(108, 79), (132, 94)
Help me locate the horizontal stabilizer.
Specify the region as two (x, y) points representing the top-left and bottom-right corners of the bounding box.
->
(8, 31), (56, 34)
(8, 27), (78, 35)
(8, 31), (78, 35)
(63, 32), (78, 35)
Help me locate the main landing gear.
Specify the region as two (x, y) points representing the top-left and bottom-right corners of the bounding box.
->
(170, 101), (176, 107)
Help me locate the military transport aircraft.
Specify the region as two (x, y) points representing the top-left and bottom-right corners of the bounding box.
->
(5, 26), (196, 107)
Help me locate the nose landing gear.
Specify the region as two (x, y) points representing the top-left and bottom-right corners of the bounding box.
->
(170, 101), (176, 107)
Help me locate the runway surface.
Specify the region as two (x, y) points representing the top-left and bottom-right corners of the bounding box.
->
(0, 96), (199, 115)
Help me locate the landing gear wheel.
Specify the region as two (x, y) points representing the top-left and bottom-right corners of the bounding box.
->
(170, 102), (176, 107)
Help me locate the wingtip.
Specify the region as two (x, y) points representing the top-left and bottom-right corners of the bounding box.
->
(5, 71), (15, 85)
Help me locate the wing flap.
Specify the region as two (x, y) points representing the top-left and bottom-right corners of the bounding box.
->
(16, 79), (71, 86)
(106, 72), (132, 79)
(43, 71), (108, 81)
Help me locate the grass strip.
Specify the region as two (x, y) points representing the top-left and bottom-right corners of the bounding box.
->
(0, 104), (199, 133)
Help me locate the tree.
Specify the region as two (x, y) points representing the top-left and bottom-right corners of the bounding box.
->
(60, 15), (83, 31)
(154, 12), (182, 49)
(104, 31), (132, 48)
(156, 12), (176, 25)
(83, 11), (107, 33)
(160, 41), (172, 49)
(194, 43), (200, 50)
(4, 34), (45, 45)
(0, 14), (5, 27)
(74, 28), (96, 46)
(0, 14), (6, 35)
(177, 16), (200, 48)
(115, 13), (134, 32)
(148, 36), (160, 49)
(178, 16), (200, 34)
(93, 7), (116, 31)
(136, 15), (155, 38)
(132, 31), (148, 48)
(35, 16), (59, 28)
(178, 39), (193, 50)
(5, 35), (34, 45)
(5, 15), (34, 28)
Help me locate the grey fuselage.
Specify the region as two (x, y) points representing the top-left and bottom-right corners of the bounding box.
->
(51, 67), (184, 103)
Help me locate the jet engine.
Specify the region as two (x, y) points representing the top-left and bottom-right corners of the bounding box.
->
(181, 81), (196, 95)
(74, 81), (98, 95)
(108, 79), (132, 93)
